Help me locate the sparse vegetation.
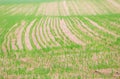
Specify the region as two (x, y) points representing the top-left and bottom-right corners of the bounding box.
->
(0, 0), (120, 79)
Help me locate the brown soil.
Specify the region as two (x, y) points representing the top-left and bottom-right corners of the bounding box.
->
(63, 1), (69, 15)
(94, 68), (120, 77)
(92, 54), (98, 62)
(94, 68), (113, 75)
(40, 26), (47, 48)
(32, 24), (41, 49)
(25, 19), (36, 50)
(2, 24), (18, 52)
(16, 21), (26, 49)
(60, 19), (85, 46)
(7, 34), (11, 51)
(36, 20), (46, 48)
(11, 38), (17, 50)
(84, 17), (119, 37)
(57, 18), (68, 44)
(107, 0), (120, 9)
(47, 18), (60, 46)
(73, 18), (94, 37)
(43, 18), (54, 46)
(2, 44), (7, 53)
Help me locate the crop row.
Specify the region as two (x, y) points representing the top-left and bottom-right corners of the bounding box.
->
(1, 16), (119, 53)
(0, 0), (120, 16)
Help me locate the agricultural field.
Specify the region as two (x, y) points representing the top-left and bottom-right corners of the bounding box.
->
(0, 0), (120, 79)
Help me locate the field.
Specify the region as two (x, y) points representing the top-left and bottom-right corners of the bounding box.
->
(0, 0), (120, 79)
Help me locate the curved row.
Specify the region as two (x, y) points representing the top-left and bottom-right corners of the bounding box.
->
(60, 19), (85, 46)
(84, 17), (119, 38)
(2, 23), (18, 52)
(1, 16), (120, 53)
(75, 17), (103, 40)
(31, 22), (41, 49)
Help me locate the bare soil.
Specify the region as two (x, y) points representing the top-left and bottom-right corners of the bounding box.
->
(60, 19), (85, 46)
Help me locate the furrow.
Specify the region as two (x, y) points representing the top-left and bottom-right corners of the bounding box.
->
(57, 18), (71, 45)
(84, 17), (119, 37)
(60, 19), (85, 46)
(77, 18), (103, 39)
(11, 35), (17, 50)
(39, 18), (48, 48)
(52, 18), (65, 46)
(36, 19), (46, 48)
(2, 24), (18, 53)
(65, 18), (84, 40)
(16, 21), (26, 50)
(43, 17), (54, 47)
(63, 1), (69, 15)
(74, 17), (102, 40)
(25, 19), (36, 50)
(66, 17), (92, 44)
(73, 18), (94, 37)
(31, 22), (41, 49)
(107, 0), (120, 9)
(47, 18), (60, 47)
